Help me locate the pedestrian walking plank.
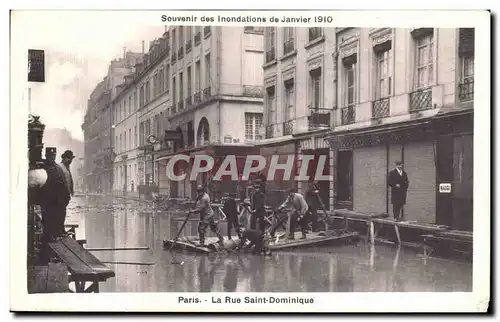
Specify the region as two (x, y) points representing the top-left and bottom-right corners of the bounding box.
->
(267, 231), (359, 250)
(47, 236), (115, 293)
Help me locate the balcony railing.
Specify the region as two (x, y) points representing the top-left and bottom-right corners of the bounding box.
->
(283, 39), (295, 55)
(244, 26), (264, 34)
(171, 52), (177, 64)
(265, 125), (274, 139)
(171, 104), (177, 114)
(185, 95), (192, 107)
(194, 32), (201, 45)
(194, 91), (201, 103)
(409, 88), (432, 112)
(308, 112), (331, 130)
(177, 101), (184, 111)
(372, 98), (390, 119)
(204, 26), (211, 37)
(341, 106), (356, 125)
(186, 40), (192, 53)
(308, 27), (322, 42)
(283, 120), (293, 136)
(458, 80), (474, 102)
(177, 47), (184, 59)
(203, 86), (211, 99)
(266, 47), (276, 63)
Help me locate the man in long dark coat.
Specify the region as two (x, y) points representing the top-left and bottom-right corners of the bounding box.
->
(387, 161), (410, 221)
(40, 147), (71, 241)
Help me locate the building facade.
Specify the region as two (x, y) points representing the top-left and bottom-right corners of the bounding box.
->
(262, 27), (474, 231)
(109, 26), (265, 198)
(83, 52), (142, 193)
(155, 25), (265, 199)
(261, 26), (337, 208)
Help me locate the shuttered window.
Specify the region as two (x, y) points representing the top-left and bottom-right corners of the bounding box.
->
(266, 86), (276, 125)
(309, 68), (321, 110)
(284, 79), (294, 121)
(459, 28), (475, 56)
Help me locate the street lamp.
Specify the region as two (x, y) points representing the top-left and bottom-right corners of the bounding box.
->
(147, 134), (157, 187)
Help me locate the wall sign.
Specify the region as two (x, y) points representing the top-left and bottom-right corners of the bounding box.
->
(439, 183), (452, 194)
(28, 49), (45, 82)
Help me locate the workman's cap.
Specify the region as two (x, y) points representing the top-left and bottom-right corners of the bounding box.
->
(45, 147), (57, 155)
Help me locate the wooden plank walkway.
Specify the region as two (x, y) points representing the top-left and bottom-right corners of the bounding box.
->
(48, 236), (115, 293)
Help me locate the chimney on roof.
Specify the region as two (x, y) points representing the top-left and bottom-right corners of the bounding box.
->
(165, 25), (168, 32)
(142, 40), (145, 54)
(123, 47), (126, 59)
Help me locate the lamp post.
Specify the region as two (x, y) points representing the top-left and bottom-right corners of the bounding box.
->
(147, 134), (157, 199)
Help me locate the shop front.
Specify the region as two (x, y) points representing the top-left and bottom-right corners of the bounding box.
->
(328, 118), (437, 223)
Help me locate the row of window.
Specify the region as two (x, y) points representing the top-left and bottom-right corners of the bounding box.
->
(265, 27), (323, 63)
(264, 28), (475, 129)
(114, 52), (212, 124)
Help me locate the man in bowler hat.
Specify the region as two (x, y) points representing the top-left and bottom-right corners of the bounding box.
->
(388, 161), (410, 221)
(40, 147), (71, 241)
(58, 150), (75, 232)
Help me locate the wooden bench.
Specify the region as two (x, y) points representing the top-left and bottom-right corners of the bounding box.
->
(48, 236), (115, 293)
(64, 223), (86, 246)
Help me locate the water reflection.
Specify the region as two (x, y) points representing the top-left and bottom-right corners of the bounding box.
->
(67, 196), (473, 293)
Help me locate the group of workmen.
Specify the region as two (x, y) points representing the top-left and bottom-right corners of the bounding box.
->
(187, 171), (324, 256)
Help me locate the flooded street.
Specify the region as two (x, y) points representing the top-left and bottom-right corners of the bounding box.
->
(67, 196), (472, 293)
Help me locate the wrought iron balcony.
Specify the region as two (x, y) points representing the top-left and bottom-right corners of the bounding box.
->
(283, 120), (293, 136)
(458, 80), (474, 102)
(242, 85), (264, 98)
(283, 39), (295, 55)
(265, 125), (274, 139)
(308, 112), (331, 130)
(372, 98), (390, 119)
(409, 88), (432, 112)
(177, 101), (184, 111)
(244, 26), (264, 34)
(186, 40), (192, 53)
(171, 53), (177, 64)
(185, 95), (192, 107)
(204, 26), (211, 37)
(308, 27), (322, 42)
(177, 47), (184, 59)
(194, 32), (201, 45)
(194, 91), (201, 103)
(203, 86), (211, 99)
(265, 47), (276, 63)
(341, 106), (356, 125)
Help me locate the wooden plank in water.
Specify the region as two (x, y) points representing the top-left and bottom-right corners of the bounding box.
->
(371, 219), (449, 232)
(163, 239), (213, 254)
(331, 209), (389, 220)
(435, 230), (473, 242)
(268, 231), (359, 250)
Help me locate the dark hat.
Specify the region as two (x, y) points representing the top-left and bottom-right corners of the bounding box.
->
(395, 160), (403, 165)
(45, 147), (57, 155)
(287, 187), (297, 194)
(62, 150), (75, 159)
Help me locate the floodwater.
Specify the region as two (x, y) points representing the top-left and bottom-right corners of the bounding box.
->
(66, 195), (472, 293)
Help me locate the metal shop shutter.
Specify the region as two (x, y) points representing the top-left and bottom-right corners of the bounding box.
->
(403, 141), (436, 223)
(353, 146), (387, 214)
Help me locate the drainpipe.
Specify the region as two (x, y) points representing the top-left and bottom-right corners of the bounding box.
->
(217, 27), (222, 144)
